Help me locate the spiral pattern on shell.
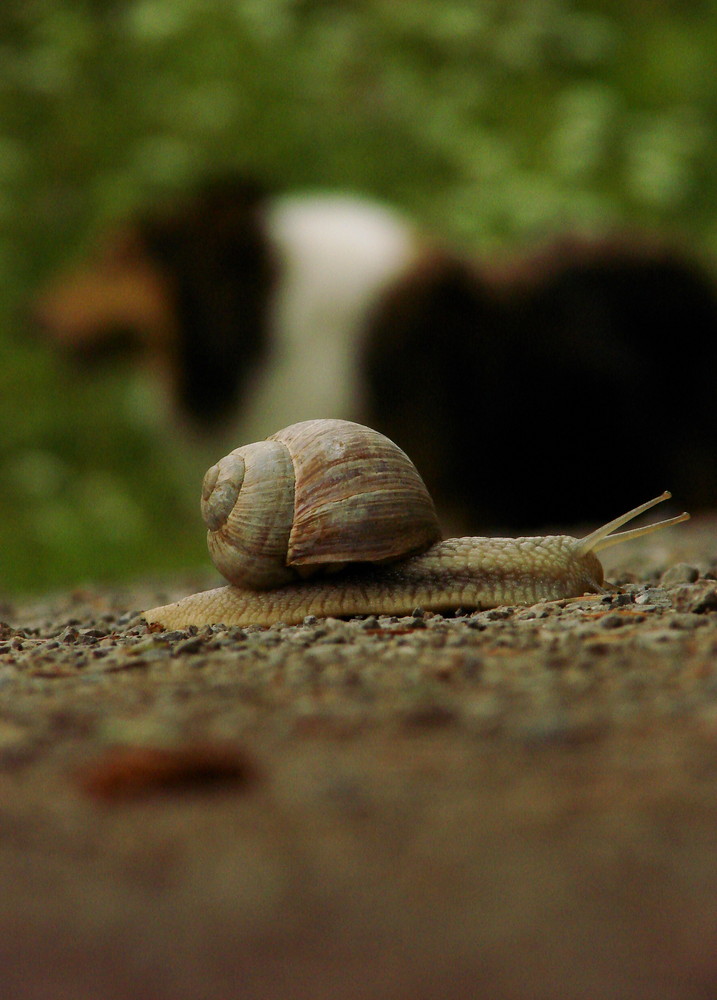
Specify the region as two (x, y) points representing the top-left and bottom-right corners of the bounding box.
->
(200, 419), (442, 590)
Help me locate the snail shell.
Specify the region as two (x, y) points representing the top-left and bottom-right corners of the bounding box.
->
(201, 418), (441, 589)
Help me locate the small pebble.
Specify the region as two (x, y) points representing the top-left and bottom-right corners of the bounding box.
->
(485, 608), (513, 621)
(634, 588), (672, 608)
(688, 587), (717, 614)
(602, 592), (635, 607)
(668, 614), (707, 630)
(661, 563), (700, 586)
(173, 636), (205, 655)
(599, 614), (626, 630)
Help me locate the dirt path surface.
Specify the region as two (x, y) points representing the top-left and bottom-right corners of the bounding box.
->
(3, 519), (717, 999)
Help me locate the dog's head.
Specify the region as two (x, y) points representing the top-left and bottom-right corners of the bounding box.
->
(32, 178), (277, 429)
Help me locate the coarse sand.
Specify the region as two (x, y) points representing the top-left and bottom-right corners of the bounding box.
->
(3, 518), (717, 998)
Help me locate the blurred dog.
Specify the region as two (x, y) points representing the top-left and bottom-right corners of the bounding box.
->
(33, 177), (717, 529)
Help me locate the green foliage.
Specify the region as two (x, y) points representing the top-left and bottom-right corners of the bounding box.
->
(2, 0), (717, 594)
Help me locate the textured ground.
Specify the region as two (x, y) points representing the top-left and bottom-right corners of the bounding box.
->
(3, 519), (717, 999)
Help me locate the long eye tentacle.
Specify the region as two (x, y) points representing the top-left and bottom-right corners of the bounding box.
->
(577, 491), (690, 556)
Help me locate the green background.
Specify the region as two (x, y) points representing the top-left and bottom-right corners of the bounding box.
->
(2, 0), (717, 595)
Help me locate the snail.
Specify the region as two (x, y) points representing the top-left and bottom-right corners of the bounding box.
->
(144, 419), (690, 628)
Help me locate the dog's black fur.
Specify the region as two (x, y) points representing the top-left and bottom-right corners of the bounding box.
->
(363, 240), (717, 527)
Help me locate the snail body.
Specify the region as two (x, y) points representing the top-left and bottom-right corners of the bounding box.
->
(144, 420), (689, 628)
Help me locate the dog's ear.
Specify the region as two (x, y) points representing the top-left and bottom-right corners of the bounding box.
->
(139, 176), (268, 268)
(139, 179), (277, 428)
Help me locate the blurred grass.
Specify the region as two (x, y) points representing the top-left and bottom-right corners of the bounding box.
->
(2, 0), (717, 595)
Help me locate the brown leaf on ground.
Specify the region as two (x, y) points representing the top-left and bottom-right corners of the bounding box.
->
(78, 742), (260, 801)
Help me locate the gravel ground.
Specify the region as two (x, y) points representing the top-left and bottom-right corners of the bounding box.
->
(3, 519), (717, 999)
